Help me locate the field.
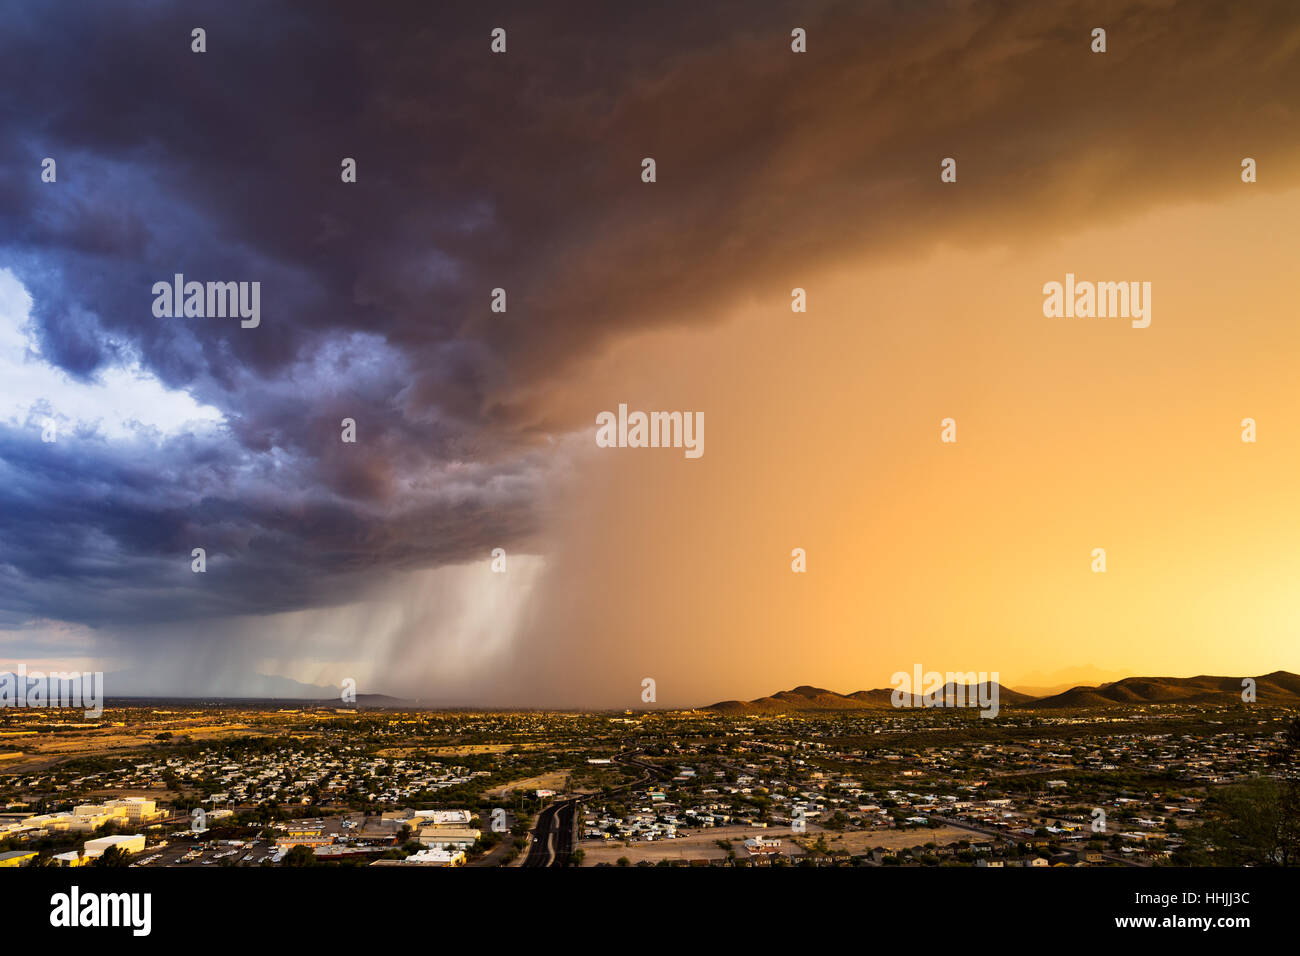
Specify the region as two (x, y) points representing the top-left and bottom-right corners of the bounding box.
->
(484, 770), (572, 798)
(578, 822), (979, 865)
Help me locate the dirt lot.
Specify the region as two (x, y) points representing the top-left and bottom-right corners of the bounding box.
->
(579, 823), (977, 865)
(794, 825), (976, 856)
(580, 824), (804, 865)
(378, 743), (516, 757)
(484, 770), (571, 798)
(0, 722), (256, 773)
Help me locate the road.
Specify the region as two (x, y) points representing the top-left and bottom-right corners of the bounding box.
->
(521, 801), (558, 867)
(521, 748), (664, 867)
(522, 798), (579, 867)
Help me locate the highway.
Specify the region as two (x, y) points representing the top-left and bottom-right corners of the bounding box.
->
(521, 800), (563, 867)
(521, 796), (589, 867)
(521, 748), (664, 867)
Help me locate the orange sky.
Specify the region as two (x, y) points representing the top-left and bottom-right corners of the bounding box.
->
(10, 1), (1299, 707)
(503, 185), (1300, 707)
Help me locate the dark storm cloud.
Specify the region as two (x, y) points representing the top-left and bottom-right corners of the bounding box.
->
(0, 414), (544, 629)
(2, 0), (1299, 634)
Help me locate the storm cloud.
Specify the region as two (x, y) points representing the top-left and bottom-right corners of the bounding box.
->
(2, 0), (1299, 700)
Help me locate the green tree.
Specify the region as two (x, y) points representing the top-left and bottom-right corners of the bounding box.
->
(1180, 717), (1300, 866)
(91, 845), (130, 868)
(1184, 777), (1299, 866)
(282, 844), (317, 867)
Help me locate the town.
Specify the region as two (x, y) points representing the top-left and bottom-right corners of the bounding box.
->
(0, 699), (1295, 868)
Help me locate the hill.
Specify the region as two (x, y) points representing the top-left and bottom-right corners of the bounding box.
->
(1025, 671), (1300, 708)
(706, 681), (1030, 714)
(704, 671), (1300, 713)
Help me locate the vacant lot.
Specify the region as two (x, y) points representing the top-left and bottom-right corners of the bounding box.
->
(580, 823), (978, 865)
(797, 825), (976, 856)
(485, 770), (571, 798)
(581, 824), (805, 865)
(0, 722), (256, 772)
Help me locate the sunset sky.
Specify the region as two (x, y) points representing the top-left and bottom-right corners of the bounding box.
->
(2, 0), (1299, 706)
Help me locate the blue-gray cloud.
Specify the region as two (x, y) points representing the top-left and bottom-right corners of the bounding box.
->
(2, 0), (1299, 688)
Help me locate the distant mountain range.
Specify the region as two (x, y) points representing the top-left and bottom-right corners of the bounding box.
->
(7, 669), (1296, 712)
(0, 670), (374, 703)
(103, 671), (342, 700)
(704, 671), (1300, 714)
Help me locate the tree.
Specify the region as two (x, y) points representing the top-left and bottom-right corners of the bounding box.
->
(1184, 777), (1299, 866)
(282, 844), (317, 867)
(1180, 717), (1300, 866)
(91, 845), (130, 868)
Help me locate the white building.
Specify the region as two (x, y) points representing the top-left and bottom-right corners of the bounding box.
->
(413, 809), (472, 826)
(401, 847), (465, 867)
(83, 833), (146, 859)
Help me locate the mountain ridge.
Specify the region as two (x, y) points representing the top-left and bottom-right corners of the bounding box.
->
(704, 671), (1300, 714)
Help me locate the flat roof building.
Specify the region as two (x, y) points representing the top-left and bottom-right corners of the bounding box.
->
(416, 826), (480, 848)
(84, 833), (146, 859)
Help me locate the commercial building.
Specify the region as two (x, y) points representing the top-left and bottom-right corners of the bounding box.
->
(401, 847), (466, 866)
(415, 826), (480, 848)
(275, 825), (334, 849)
(84, 833), (147, 859)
